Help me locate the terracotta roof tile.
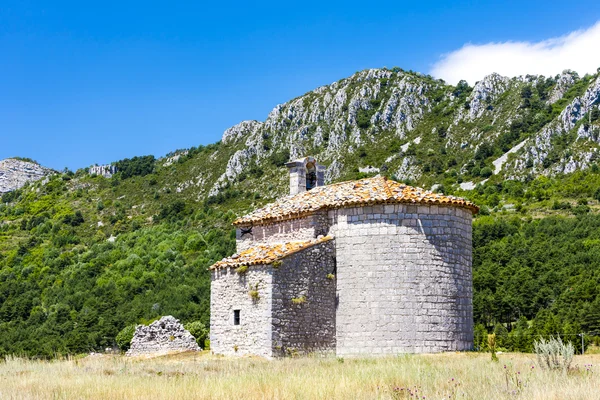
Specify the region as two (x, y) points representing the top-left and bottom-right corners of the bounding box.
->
(234, 176), (478, 225)
(210, 236), (333, 270)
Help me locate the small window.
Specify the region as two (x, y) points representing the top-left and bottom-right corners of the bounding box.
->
(233, 309), (240, 325)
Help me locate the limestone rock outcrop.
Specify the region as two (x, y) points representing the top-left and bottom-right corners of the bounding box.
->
(0, 158), (54, 194)
(209, 69), (437, 195)
(126, 316), (200, 356)
(548, 70), (577, 104)
(460, 73), (510, 121)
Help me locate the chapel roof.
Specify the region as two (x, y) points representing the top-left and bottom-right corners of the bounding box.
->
(209, 236), (333, 270)
(234, 176), (478, 225)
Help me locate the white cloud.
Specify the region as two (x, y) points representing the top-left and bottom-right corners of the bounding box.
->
(430, 21), (600, 85)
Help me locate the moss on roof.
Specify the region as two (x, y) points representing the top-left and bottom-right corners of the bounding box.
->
(234, 176), (478, 225)
(210, 236), (333, 270)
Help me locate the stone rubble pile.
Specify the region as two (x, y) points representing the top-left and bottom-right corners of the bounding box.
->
(126, 315), (200, 356)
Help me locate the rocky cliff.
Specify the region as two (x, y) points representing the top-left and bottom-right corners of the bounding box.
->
(183, 68), (594, 201)
(0, 158), (54, 194)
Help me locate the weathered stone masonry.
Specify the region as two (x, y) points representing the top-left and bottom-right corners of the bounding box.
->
(211, 159), (477, 358)
(210, 240), (336, 357)
(236, 211), (329, 252)
(211, 266), (274, 357)
(126, 316), (200, 356)
(271, 240), (336, 356)
(329, 204), (472, 355)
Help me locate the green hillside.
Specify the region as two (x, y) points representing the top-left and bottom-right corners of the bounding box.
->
(1, 67), (600, 356)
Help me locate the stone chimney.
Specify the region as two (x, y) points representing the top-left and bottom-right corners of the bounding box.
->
(285, 156), (325, 195)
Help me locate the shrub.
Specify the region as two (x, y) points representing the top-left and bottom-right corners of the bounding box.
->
(534, 336), (574, 371)
(572, 204), (590, 215)
(552, 200), (572, 210)
(63, 211), (84, 227)
(157, 200), (189, 221)
(184, 321), (209, 349)
(488, 333), (498, 361)
(480, 167), (493, 178)
(474, 324), (487, 351)
(356, 109), (372, 129)
(269, 150), (290, 167)
(116, 324), (136, 351)
(594, 187), (600, 202)
(114, 155), (155, 179)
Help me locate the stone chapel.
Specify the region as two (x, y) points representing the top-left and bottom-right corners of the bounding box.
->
(209, 156), (478, 357)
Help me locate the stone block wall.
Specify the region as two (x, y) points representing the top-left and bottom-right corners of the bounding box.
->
(287, 164), (307, 196)
(210, 266), (274, 357)
(210, 240), (336, 358)
(236, 211), (329, 252)
(329, 203), (473, 355)
(271, 240), (336, 356)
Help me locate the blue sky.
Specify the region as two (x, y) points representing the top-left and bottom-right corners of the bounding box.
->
(2, 1), (600, 170)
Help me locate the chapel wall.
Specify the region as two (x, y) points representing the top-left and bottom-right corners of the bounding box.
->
(329, 203), (473, 356)
(235, 211), (329, 252)
(210, 266), (273, 357)
(271, 240), (336, 356)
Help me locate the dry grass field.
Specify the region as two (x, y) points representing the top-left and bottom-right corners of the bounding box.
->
(0, 351), (598, 400)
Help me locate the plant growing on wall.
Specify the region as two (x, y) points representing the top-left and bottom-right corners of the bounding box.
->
(249, 283), (260, 300)
(235, 265), (248, 274)
(291, 296), (306, 305)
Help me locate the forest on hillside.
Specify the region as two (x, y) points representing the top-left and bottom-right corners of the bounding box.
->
(1, 67), (600, 357)
(2, 163), (600, 356)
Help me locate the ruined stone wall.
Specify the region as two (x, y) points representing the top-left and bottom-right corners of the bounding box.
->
(236, 211), (329, 252)
(271, 240), (336, 356)
(210, 266), (274, 357)
(126, 316), (200, 356)
(89, 165), (117, 178)
(329, 203), (473, 356)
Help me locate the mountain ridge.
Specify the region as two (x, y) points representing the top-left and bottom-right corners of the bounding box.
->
(207, 67), (600, 200)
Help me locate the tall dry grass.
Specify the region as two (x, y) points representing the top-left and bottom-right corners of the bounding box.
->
(0, 351), (598, 399)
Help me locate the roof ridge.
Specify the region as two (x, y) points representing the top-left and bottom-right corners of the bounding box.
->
(381, 176), (394, 199)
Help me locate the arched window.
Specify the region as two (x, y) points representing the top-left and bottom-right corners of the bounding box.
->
(306, 161), (317, 190)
